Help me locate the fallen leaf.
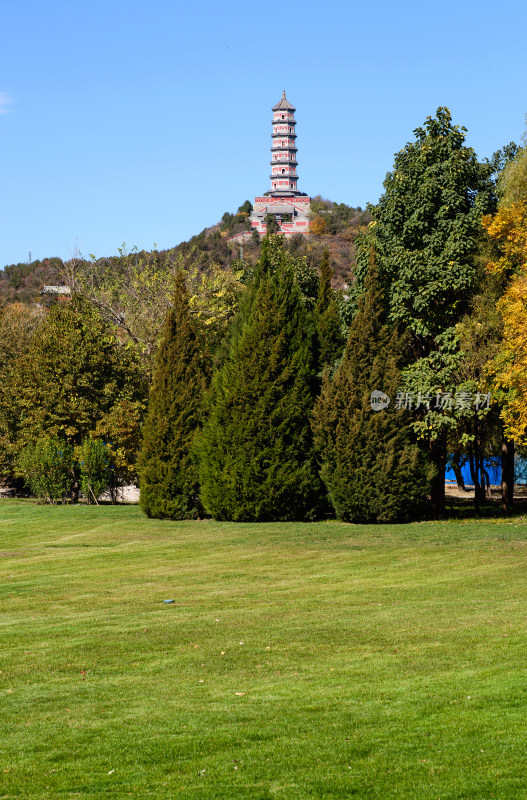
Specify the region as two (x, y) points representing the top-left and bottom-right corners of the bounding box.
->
(235, 692), (245, 696)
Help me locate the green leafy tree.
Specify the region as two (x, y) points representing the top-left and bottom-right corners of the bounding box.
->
(196, 238), (324, 521)
(314, 249), (345, 370)
(0, 303), (40, 480)
(4, 297), (146, 496)
(237, 200), (253, 215)
(312, 257), (431, 522)
(63, 246), (179, 371)
(264, 214), (279, 234)
(354, 107), (496, 513)
(17, 438), (74, 504)
(139, 271), (208, 519)
(64, 245), (246, 371)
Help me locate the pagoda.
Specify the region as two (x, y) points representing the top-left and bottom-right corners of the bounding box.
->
(250, 91), (311, 235)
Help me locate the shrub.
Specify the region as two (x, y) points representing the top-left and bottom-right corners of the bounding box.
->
(17, 437), (74, 503)
(77, 438), (113, 503)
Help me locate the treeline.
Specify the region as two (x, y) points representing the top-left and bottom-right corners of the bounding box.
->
(1, 106), (526, 518)
(138, 108), (527, 519)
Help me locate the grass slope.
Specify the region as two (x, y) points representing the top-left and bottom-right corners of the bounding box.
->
(1, 501), (527, 798)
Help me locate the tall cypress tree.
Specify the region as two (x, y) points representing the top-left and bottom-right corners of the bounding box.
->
(314, 249), (345, 371)
(196, 239), (324, 522)
(312, 255), (431, 523)
(139, 271), (207, 519)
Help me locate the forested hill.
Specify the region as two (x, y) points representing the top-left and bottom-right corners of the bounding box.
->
(0, 197), (370, 305)
(0, 257), (64, 305)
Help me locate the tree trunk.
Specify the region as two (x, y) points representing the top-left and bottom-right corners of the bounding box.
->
(473, 415), (486, 506)
(430, 437), (447, 516)
(501, 438), (515, 512)
(71, 465), (80, 504)
(481, 467), (492, 500)
(467, 444), (480, 513)
(452, 452), (466, 491)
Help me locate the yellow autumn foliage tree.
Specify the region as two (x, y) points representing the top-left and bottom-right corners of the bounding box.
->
(483, 190), (527, 441)
(310, 215), (327, 236)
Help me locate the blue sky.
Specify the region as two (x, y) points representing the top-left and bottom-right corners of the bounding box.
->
(1, 0), (526, 266)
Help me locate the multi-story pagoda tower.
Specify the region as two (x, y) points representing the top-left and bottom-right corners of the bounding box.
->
(270, 91), (298, 196)
(250, 91), (311, 235)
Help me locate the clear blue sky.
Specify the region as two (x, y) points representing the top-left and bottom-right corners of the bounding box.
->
(1, 0), (526, 267)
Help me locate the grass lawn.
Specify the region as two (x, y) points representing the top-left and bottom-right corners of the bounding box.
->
(1, 501), (527, 798)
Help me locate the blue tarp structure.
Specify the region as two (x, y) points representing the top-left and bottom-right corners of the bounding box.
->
(445, 459), (500, 486)
(445, 456), (527, 486)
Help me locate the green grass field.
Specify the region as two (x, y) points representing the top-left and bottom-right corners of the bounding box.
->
(2, 500), (527, 799)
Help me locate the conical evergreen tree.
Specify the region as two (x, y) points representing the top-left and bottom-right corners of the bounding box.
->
(196, 238), (324, 521)
(139, 271), (208, 519)
(312, 252), (431, 523)
(314, 249), (345, 370)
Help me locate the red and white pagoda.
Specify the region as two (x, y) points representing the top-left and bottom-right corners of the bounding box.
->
(250, 91), (311, 235)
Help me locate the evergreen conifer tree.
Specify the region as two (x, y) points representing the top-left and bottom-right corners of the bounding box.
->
(196, 238), (324, 521)
(139, 271), (207, 519)
(312, 253), (431, 523)
(314, 249), (345, 370)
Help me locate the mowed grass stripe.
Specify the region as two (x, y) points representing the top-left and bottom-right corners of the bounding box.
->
(1, 500), (527, 798)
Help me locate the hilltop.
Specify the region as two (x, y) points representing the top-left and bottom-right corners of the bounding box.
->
(0, 197), (371, 305)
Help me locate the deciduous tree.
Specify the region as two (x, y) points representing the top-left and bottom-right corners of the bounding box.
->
(354, 107), (496, 513)
(5, 298), (146, 495)
(482, 144), (527, 508)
